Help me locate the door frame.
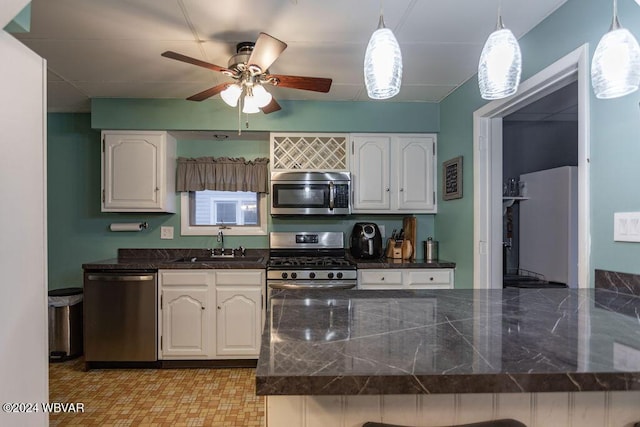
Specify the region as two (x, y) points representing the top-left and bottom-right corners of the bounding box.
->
(472, 44), (591, 289)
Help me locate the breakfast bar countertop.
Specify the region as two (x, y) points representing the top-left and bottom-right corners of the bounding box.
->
(255, 288), (640, 396)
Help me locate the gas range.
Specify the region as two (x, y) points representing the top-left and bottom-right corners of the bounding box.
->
(267, 232), (357, 291)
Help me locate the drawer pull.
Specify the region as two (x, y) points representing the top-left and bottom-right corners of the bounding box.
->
(430, 277), (434, 281)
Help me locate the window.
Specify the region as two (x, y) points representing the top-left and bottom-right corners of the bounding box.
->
(181, 190), (267, 236)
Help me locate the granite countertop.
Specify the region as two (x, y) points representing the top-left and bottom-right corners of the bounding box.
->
(82, 248), (269, 270)
(256, 288), (640, 395)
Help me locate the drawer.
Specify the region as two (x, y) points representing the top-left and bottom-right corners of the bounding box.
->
(359, 270), (403, 285)
(159, 270), (211, 286)
(215, 270), (264, 286)
(404, 270), (452, 286)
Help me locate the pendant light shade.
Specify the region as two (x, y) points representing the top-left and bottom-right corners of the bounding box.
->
(364, 14), (403, 100)
(591, 12), (640, 99)
(478, 16), (522, 100)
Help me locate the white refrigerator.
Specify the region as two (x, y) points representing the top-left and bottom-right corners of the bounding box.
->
(519, 166), (578, 288)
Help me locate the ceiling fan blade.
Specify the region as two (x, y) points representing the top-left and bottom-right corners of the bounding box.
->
(161, 51), (229, 73)
(248, 33), (287, 72)
(187, 83), (230, 101)
(261, 98), (281, 114)
(268, 74), (332, 93)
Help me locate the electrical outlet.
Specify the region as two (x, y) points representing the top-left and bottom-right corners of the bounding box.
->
(614, 212), (640, 242)
(160, 226), (174, 240)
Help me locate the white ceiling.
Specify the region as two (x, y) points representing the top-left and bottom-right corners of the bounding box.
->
(13, 0), (568, 113)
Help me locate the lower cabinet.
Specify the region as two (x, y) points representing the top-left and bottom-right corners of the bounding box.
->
(358, 268), (454, 289)
(215, 271), (263, 357)
(158, 269), (264, 360)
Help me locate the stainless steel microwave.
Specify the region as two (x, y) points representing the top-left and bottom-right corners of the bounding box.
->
(270, 171), (351, 216)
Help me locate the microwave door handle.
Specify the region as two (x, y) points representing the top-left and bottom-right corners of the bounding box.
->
(329, 181), (335, 210)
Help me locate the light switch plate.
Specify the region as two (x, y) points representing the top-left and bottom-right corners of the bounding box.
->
(614, 212), (640, 242)
(160, 226), (174, 240)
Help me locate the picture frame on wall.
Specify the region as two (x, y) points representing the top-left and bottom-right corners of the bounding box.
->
(443, 156), (462, 200)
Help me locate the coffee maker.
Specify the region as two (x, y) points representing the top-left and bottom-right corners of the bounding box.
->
(350, 223), (383, 259)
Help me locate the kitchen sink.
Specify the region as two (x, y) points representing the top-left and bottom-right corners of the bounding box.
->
(171, 256), (264, 263)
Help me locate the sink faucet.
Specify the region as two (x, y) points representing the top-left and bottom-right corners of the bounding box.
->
(217, 230), (224, 253)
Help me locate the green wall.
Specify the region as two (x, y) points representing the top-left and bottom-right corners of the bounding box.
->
(436, 0), (640, 288)
(48, 102), (438, 289)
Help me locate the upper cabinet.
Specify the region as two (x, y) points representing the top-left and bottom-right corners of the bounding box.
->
(351, 134), (437, 214)
(271, 133), (349, 171)
(101, 130), (176, 212)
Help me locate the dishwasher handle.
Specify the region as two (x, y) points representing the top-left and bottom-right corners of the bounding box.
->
(86, 274), (155, 282)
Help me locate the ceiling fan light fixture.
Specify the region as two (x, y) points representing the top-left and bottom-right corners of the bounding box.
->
(591, 4), (640, 99)
(364, 14), (403, 100)
(221, 83), (242, 107)
(252, 84), (273, 108)
(478, 15), (522, 100)
(242, 91), (261, 114)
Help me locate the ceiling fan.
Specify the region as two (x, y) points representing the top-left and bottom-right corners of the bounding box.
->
(161, 33), (332, 115)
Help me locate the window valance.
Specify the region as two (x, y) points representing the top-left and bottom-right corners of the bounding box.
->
(176, 157), (269, 193)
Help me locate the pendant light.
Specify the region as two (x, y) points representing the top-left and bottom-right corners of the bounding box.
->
(478, 2), (522, 100)
(591, 0), (640, 99)
(364, 4), (402, 100)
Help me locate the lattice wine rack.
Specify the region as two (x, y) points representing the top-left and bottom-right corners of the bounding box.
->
(270, 133), (349, 171)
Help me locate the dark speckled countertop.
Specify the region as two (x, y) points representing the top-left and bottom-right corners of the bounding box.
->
(82, 248), (269, 270)
(256, 288), (640, 395)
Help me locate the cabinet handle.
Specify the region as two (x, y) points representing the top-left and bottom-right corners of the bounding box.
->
(202, 306), (205, 310)
(385, 188), (390, 192)
(381, 277), (385, 281)
(217, 306), (221, 310)
(155, 187), (160, 192)
(400, 188), (404, 192)
(430, 277), (434, 281)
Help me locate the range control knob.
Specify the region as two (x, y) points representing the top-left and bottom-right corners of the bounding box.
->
(327, 272), (334, 279)
(309, 272), (316, 279)
(281, 272), (288, 279)
(291, 272), (297, 279)
(337, 272), (343, 279)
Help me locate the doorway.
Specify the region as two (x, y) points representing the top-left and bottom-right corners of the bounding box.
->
(502, 81), (578, 288)
(472, 44), (590, 289)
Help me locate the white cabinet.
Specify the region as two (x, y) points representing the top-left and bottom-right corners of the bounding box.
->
(215, 270), (264, 357)
(358, 268), (454, 289)
(158, 269), (264, 360)
(102, 130), (176, 212)
(159, 270), (213, 359)
(351, 134), (437, 213)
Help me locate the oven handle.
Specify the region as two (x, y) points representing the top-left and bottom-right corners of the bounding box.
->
(268, 281), (356, 290)
(329, 181), (335, 210)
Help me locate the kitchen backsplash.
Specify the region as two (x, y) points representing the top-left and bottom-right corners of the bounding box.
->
(595, 269), (640, 297)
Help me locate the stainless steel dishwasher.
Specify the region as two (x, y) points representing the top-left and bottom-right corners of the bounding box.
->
(84, 270), (157, 363)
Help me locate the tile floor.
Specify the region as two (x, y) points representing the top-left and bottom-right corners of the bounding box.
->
(49, 358), (264, 426)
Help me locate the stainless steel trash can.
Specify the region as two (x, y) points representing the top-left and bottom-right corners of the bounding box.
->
(48, 287), (83, 362)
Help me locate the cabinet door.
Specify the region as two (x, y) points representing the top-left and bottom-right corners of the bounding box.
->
(395, 136), (436, 212)
(351, 135), (391, 211)
(216, 287), (262, 356)
(161, 287), (210, 358)
(102, 131), (175, 212)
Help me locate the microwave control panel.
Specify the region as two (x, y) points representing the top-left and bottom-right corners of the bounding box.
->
(335, 184), (349, 208)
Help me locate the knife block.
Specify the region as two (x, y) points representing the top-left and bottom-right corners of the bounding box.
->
(385, 239), (403, 259)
